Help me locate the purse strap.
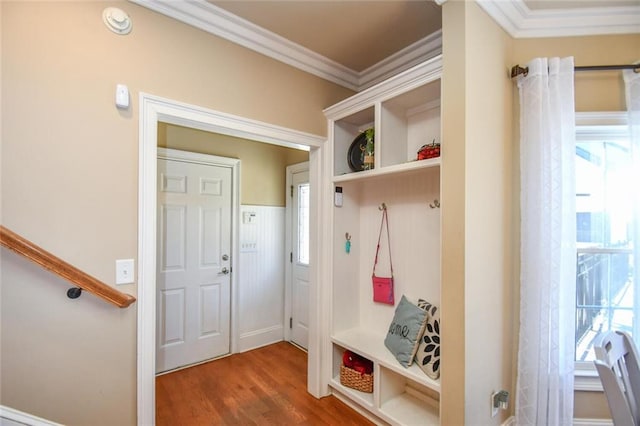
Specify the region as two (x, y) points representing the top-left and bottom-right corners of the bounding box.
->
(372, 207), (393, 277)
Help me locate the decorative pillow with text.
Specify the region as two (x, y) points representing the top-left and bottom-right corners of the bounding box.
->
(384, 295), (428, 367)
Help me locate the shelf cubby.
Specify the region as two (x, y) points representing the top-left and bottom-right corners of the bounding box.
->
(330, 343), (375, 408)
(380, 78), (441, 169)
(332, 328), (440, 393)
(332, 107), (375, 177)
(327, 57), (443, 183)
(378, 365), (440, 426)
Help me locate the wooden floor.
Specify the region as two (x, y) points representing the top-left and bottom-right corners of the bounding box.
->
(156, 342), (374, 425)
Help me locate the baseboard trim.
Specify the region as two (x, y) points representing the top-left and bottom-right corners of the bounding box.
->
(0, 406), (62, 426)
(331, 390), (386, 426)
(238, 324), (284, 353)
(573, 418), (613, 426)
(503, 415), (612, 426)
(502, 415), (515, 426)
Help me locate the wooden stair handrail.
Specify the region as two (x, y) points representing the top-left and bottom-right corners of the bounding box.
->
(0, 225), (136, 308)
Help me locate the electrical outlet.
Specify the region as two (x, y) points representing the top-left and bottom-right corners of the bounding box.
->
(491, 390), (509, 417)
(491, 392), (499, 417)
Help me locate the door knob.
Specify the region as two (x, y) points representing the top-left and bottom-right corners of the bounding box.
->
(222, 254), (229, 261)
(219, 267), (230, 275)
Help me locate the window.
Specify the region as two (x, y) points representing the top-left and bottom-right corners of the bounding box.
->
(297, 183), (310, 265)
(574, 113), (638, 372)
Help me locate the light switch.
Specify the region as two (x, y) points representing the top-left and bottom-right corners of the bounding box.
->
(242, 211), (256, 224)
(116, 259), (135, 285)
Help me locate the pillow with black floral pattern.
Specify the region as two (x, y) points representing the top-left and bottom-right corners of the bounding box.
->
(415, 299), (440, 380)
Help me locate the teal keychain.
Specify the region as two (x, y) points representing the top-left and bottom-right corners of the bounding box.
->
(345, 232), (351, 254)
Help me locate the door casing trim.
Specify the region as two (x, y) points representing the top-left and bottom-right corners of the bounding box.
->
(138, 93), (326, 425)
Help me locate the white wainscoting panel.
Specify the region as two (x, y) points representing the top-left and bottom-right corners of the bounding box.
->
(573, 419), (613, 426)
(238, 205), (285, 352)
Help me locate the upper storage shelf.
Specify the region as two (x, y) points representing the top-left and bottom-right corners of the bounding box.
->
(324, 55), (442, 182)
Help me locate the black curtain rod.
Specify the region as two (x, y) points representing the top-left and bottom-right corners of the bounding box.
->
(510, 63), (640, 79)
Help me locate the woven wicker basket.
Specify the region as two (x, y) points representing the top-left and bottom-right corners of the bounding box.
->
(340, 365), (373, 393)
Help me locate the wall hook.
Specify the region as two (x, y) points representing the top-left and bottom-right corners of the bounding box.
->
(378, 202), (387, 211)
(429, 199), (440, 209)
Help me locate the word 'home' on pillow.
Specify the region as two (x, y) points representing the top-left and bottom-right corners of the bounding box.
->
(384, 295), (428, 367)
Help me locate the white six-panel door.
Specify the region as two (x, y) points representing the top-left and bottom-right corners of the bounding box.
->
(156, 157), (232, 373)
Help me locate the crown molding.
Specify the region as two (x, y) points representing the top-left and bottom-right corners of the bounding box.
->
(129, 0), (440, 92)
(358, 30), (442, 91)
(130, 0), (637, 90)
(476, 0), (640, 38)
(129, 0), (359, 90)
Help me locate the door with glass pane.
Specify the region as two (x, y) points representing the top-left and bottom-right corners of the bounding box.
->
(290, 168), (310, 349)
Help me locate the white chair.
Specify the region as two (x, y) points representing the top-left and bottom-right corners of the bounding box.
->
(594, 330), (640, 426)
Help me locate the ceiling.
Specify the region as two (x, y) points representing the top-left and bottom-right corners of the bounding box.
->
(210, 1), (442, 73)
(132, 0), (640, 90)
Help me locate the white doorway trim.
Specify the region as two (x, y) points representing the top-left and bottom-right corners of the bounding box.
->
(137, 93), (326, 425)
(284, 161), (310, 345)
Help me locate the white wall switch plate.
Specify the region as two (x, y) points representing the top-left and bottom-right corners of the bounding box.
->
(115, 84), (129, 109)
(116, 259), (135, 285)
(242, 211), (256, 224)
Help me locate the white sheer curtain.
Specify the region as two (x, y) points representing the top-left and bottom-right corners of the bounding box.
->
(623, 66), (640, 342)
(516, 57), (576, 426)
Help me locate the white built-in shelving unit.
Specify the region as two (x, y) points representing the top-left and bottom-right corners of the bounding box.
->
(324, 55), (443, 425)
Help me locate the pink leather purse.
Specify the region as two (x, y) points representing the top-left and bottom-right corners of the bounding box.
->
(372, 206), (394, 305)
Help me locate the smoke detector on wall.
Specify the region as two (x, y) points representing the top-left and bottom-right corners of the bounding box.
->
(103, 7), (132, 35)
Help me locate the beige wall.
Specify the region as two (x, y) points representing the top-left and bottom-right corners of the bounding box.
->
(514, 34), (640, 112)
(0, 1), (351, 424)
(441, 2), (514, 424)
(159, 123), (309, 207)
(440, 2), (467, 424)
(574, 390), (611, 419)
(464, 2), (515, 424)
